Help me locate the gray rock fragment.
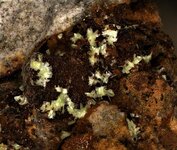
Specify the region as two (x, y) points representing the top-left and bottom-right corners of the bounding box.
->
(88, 102), (125, 136)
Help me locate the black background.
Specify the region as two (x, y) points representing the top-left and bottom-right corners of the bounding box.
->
(155, 0), (177, 49)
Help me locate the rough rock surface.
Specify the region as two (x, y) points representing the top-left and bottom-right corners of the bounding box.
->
(1, 0), (177, 150)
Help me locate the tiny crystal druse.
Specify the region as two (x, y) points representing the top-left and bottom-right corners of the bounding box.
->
(39, 26), (118, 119)
(29, 53), (87, 119)
(85, 86), (115, 99)
(88, 70), (111, 86)
(122, 53), (152, 74)
(84, 27), (116, 99)
(28, 23), (152, 120)
(86, 26), (118, 66)
(126, 118), (140, 140)
(30, 54), (52, 87)
(14, 95), (28, 105)
(41, 25), (118, 119)
(86, 71), (114, 99)
(40, 86), (87, 119)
